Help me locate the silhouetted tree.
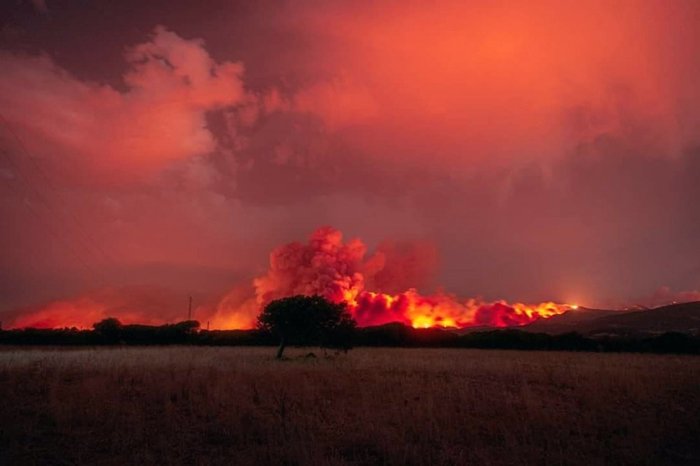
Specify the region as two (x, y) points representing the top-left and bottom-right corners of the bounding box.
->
(257, 295), (356, 358)
(93, 317), (122, 343)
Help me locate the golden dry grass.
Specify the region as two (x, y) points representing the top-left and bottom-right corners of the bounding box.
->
(1, 347), (699, 465)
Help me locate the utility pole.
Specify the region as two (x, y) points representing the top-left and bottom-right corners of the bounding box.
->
(188, 296), (192, 321)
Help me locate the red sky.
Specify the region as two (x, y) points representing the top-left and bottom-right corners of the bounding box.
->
(1, 0), (699, 328)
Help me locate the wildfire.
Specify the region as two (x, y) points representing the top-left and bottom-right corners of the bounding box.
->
(342, 289), (571, 329)
(249, 227), (574, 330)
(13, 227), (574, 330)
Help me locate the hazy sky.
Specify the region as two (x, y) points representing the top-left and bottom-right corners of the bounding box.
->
(1, 0), (699, 327)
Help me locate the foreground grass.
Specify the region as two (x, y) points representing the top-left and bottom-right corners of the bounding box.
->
(0, 347), (698, 465)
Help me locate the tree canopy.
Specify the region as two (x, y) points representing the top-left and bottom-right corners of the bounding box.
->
(257, 295), (356, 358)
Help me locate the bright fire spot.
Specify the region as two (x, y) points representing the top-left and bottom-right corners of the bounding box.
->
(411, 315), (434, 329)
(570, 304), (579, 310)
(340, 289), (573, 330)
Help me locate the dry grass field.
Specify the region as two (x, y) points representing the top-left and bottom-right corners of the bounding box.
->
(1, 347), (699, 465)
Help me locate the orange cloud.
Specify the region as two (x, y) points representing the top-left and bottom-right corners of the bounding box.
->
(279, 0), (697, 167)
(0, 26), (246, 181)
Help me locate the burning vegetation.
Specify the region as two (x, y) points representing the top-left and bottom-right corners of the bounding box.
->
(9, 227), (573, 330)
(241, 227), (572, 330)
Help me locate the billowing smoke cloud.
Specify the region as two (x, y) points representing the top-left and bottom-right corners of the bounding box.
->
(367, 240), (438, 294)
(216, 227), (571, 329)
(254, 227), (368, 305)
(9, 226), (698, 330)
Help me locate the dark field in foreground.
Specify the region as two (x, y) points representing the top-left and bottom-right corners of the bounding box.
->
(1, 348), (699, 465)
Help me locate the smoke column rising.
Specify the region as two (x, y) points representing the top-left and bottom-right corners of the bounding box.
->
(236, 227), (572, 329)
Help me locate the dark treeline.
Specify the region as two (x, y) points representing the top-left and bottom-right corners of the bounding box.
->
(354, 323), (700, 354)
(1, 319), (699, 354)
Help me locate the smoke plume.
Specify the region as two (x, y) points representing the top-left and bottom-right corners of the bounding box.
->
(217, 227), (572, 329)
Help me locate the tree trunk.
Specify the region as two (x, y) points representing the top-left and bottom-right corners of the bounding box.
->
(276, 337), (286, 359)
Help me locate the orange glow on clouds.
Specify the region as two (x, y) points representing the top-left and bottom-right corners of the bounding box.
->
(0, 26), (245, 180)
(2, 2), (699, 329)
(11, 297), (160, 329)
(289, 0), (693, 167)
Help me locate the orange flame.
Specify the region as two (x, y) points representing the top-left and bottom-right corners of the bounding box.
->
(243, 226), (574, 330)
(337, 288), (570, 329)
